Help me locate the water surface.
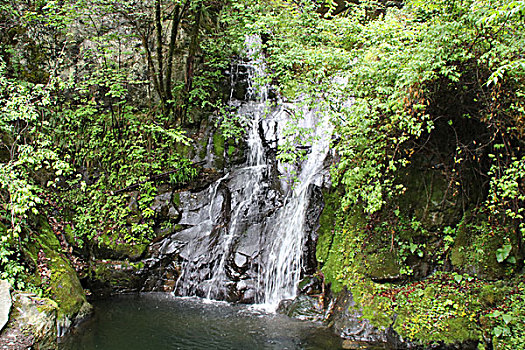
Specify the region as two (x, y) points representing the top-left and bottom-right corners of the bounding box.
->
(59, 293), (345, 350)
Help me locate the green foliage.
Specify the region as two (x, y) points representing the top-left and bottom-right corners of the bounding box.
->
(485, 280), (525, 350)
(215, 106), (249, 141)
(0, 0), (208, 290)
(0, 60), (71, 287)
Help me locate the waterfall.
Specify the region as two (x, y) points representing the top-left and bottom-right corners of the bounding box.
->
(261, 109), (333, 307)
(171, 36), (333, 309)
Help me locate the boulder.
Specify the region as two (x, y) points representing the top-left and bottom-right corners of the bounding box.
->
(277, 295), (325, 321)
(327, 290), (389, 343)
(15, 293), (58, 347)
(0, 280), (11, 332)
(0, 292), (58, 350)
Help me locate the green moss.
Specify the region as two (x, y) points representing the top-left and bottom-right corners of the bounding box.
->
(90, 259), (142, 290)
(391, 278), (481, 344)
(213, 132), (225, 156)
(350, 279), (395, 330)
(33, 218), (62, 252)
(198, 136), (209, 160)
(397, 156), (469, 230)
(63, 224), (75, 246)
(174, 142), (192, 159)
(316, 195), (491, 346)
(316, 190), (339, 264)
(23, 217), (89, 322)
(34, 297), (59, 314)
(316, 191), (366, 293)
(478, 282), (508, 307)
(347, 273), (489, 346)
(228, 145), (236, 158)
(213, 132), (225, 168)
(320, 230), (346, 293)
(94, 229), (148, 260)
(451, 217), (516, 279)
(48, 256), (86, 319)
(363, 250), (401, 280)
(172, 192), (181, 207)
(110, 240), (147, 260)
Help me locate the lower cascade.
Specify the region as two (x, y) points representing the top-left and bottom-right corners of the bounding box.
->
(155, 38), (334, 309)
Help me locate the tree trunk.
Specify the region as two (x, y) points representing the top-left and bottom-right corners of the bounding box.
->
(178, 3), (202, 125)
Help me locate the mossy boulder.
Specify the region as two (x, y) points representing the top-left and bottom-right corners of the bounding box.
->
(450, 216), (518, 280)
(23, 218), (92, 336)
(326, 287), (391, 343)
(0, 292), (59, 349)
(277, 295), (325, 321)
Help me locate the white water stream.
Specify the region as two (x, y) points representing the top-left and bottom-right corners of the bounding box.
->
(175, 36), (333, 310)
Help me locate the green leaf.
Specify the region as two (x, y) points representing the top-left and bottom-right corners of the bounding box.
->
(489, 310), (503, 318)
(496, 244), (512, 263)
(444, 299), (454, 306)
(502, 314), (514, 324)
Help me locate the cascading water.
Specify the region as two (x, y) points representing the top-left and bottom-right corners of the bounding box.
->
(261, 109), (333, 307)
(171, 36), (333, 309)
(174, 35), (270, 300)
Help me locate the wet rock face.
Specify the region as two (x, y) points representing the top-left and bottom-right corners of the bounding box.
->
(87, 46), (332, 304)
(303, 184), (325, 276)
(146, 166), (287, 302)
(142, 102), (332, 303)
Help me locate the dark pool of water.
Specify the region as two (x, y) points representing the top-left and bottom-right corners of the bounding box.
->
(59, 293), (350, 350)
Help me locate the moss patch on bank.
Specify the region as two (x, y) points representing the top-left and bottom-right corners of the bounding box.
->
(23, 218), (91, 324)
(316, 187), (524, 349)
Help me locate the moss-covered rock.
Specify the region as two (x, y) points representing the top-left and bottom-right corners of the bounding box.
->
(392, 287), (481, 345)
(325, 287), (391, 343)
(315, 187), (491, 348)
(0, 292), (58, 349)
(92, 234), (148, 261)
(83, 259), (145, 297)
(363, 251), (402, 282)
(212, 132), (225, 169)
(316, 191), (366, 292)
(23, 218), (92, 336)
(316, 189), (340, 265)
(450, 216), (518, 280)
(277, 295), (325, 321)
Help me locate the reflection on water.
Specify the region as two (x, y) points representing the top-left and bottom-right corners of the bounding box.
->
(59, 293), (345, 350)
